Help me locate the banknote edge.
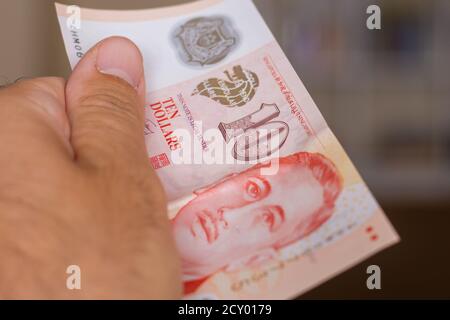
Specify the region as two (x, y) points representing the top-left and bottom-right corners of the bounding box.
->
(55, 0), (224, 22)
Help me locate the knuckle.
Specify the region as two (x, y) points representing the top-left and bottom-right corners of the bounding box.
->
(69, 88), (147, 166)
(72, 88), (142, 150)
(0, 77), (66, 124)
(13, 77), (65, 96)
(78, 85), (139, 122)
(100, 165), (166, 213)
(80, 166), (169, 242)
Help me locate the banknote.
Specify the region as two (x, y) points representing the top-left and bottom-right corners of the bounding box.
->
(56, 0), (399, 299)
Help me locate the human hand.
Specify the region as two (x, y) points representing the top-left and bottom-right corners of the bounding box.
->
(0, 37), (181, 299)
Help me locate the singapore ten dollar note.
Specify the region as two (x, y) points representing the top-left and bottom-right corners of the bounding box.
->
(56, 0), (399, 299)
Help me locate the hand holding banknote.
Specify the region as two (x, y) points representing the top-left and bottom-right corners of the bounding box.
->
(0, 37), (181, 299)
(56, 0), (398, 299)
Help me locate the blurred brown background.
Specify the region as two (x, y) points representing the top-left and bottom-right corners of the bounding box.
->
(0, 0), (449, 298)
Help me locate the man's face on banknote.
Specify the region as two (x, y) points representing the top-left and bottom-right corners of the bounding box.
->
(172, 152), (342, 279)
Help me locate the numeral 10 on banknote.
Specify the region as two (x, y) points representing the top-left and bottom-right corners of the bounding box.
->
(218, 103), (289, 161)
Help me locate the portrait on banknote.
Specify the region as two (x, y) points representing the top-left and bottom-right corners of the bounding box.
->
(172, 151), (343, 293)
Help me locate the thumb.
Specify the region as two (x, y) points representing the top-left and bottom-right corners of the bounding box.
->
(66, 36), (147, 168)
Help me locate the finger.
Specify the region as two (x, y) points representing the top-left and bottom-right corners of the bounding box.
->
(65, 36), (148, 169)
(0, 77), (73, 167)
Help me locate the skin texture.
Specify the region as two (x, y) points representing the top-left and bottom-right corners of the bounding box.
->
(0, 37), (181, 299)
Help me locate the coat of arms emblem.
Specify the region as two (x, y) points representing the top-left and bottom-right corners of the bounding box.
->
(172, 16), (239, 67)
